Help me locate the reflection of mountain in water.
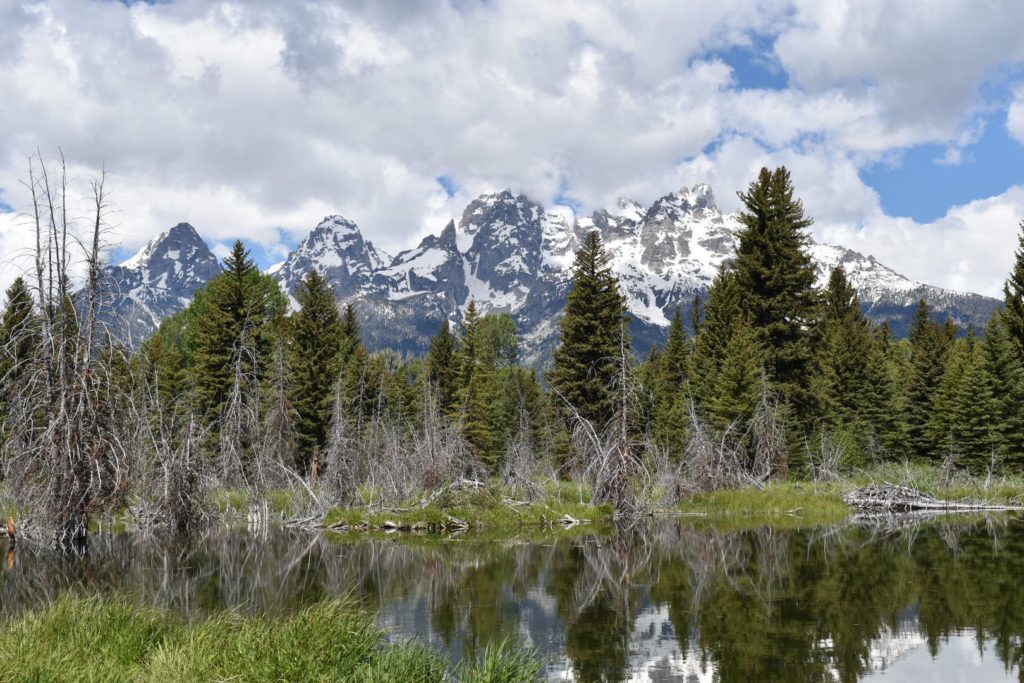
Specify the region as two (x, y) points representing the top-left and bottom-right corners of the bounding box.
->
(2, 517), (1022, 682)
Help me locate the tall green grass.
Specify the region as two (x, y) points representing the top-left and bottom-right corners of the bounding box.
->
(324, 480), (610, 533)
(1, 596), (540, 683)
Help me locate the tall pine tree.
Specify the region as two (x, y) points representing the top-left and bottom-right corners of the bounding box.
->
(980, 312), (1024, 469)
(193, 240), (287, 428)
(1004, 219), (1024, 357)
(549, 231), (630, 427)
(288, 270), (344, 473)
(733, 166), (819, 465)
(426, 318), (459, 416)
(650, 307), (691, 460)
(0, 277), (36, 450)
(816, 266), (876, 457)
(905, 300), (956, 461)
(690, 267), (744, 415)
(455, 300), (500, 468)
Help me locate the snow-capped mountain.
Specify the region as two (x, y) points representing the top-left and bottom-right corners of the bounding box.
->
(266, 184), (1000, 362)
(103, 222), (221, 344)
(105, 185), (1001, 359)
(273, 215), (389, 307)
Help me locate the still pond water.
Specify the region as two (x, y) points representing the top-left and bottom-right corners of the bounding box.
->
(3, 516), (1024, 682)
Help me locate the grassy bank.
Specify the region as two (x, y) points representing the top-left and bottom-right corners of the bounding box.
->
(677, 481), (852, 528)
(676, 462), (1024, 529)
(2, 596), (540, 683)
(323, 480), (612, 533)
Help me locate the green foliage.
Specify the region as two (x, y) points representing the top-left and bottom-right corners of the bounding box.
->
(1, 596), (541, 682)
(981, 312), (1024, 468)
(477, 312), (518, 367)
(1003, 219), (1024, 357)
(734, 166), (819, 442)
(649, 307), (691, 460)
(288, 270), (345, 471)
(427, 318), (459, 415)
(191, 240), (287, 426)
(905, 300), (956, 461)
(549, 231), (630, 427)
(706, 319), (766, 433)
(690, 267), (744, 411)
(493, 366), (547, 457)
(456, 300), (501, 469)
(815, 266), (888, 463)
(860, 323), (908, 458)
(0, 277), (36, 445)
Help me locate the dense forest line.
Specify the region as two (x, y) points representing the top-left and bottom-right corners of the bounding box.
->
(2, 158), (1024, 547)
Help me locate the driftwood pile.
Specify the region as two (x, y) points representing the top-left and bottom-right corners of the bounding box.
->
(844, 483), (1021, 512)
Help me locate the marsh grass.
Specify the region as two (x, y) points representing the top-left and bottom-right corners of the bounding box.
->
(324, 480), (610, 532)
(678, 481), (851, 528)
(1, 596), (540, 683)
(676, 462), (1024, 531)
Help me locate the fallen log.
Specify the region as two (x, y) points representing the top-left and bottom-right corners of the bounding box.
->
(844, 482), (1024, 512)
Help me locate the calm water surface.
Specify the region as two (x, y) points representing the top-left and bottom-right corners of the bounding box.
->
(2, 516), (1023, 682)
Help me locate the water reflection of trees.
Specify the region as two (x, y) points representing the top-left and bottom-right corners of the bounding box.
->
(2, 517), (1024, 681)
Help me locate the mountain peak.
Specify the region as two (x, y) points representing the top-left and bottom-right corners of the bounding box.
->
(673, 183), (717, 212)
(311, 215), (359, 236)
(120, 221), (211, 270)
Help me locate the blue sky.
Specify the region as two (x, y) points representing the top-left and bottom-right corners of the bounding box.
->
(2, 0), (1024, 297)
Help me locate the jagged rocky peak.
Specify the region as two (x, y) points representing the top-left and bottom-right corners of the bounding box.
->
(273, 214), (386, 302)
(638, 184), (735, 274)
(121, 222), (219, 276)
(459, 190), (545, 313)
(458, 190), (542, 239)
(376, 220), (467, 303)
(540, 207), (580, 273)
(104, 222), (221, 345)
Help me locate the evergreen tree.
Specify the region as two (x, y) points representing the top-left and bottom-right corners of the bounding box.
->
(1003, 219), (1024, 357)
(690, 267), (744, 412)
(905, 300), (955, 461)
(192, 240), (287, 429)
(650, 307), (691, 460)
(733, 166), (819, 456)
(339, 303), (362, 367)
(980, 313), (1024, 469)
(706, 318), (765, 433)
(457, 299), (483, 397)
(0, 277), (36, 447)
(549, 231), (630, 427)
(426, 319), (459, 416)
(478, 313), (518, 368)
(930, 333), (996, 472)
(288, 270), (344, 473)
(455, 300), (500, 467)
(861, 324), (908, 459)
(816, 266), (876, 455)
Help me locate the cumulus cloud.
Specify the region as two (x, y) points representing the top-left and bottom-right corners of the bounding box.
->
(0, 0), (1022, 299)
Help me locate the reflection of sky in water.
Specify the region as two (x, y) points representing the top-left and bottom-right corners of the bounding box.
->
(3, 518), (1023, 682)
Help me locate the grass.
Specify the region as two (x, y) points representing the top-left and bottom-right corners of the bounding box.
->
(324, 479), (612, 533)
(1, 595), (542, 683)
(677, 480), (852, 529)
(676, 462), (1024, 530)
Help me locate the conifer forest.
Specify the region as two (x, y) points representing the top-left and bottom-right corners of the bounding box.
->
(4, 158), (1024, 550)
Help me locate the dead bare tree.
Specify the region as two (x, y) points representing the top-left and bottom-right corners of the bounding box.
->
(218, 330), (261, 491)
(500, 386), (551, 502)
(2, 152), (132, 549)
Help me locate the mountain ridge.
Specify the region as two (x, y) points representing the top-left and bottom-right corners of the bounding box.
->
(105, 185), (1002, 359)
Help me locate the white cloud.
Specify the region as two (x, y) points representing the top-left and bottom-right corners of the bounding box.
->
(1008, 86), (1024, 144)
(0, 0), (1022, 300)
